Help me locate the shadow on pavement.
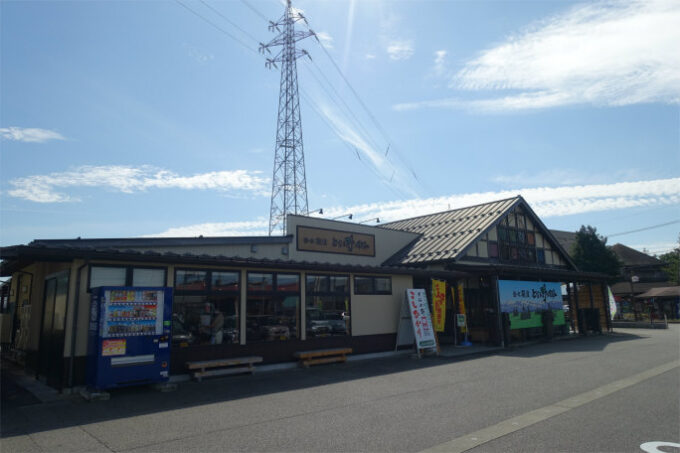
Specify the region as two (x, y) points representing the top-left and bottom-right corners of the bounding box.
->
(0, 331), (646, 438)
(501, 330), (645, 358)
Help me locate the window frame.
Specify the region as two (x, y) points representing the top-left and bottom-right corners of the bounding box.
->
(174, 268), (241, 295)
(88, 264), (167, 292)
(353, 275), (392, 295)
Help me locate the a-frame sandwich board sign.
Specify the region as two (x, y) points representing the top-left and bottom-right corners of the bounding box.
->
(395, 288), (439, 357)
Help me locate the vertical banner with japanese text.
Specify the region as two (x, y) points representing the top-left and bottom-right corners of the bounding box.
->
(405, 289), (437, 350)
(432, 279), (447, 332)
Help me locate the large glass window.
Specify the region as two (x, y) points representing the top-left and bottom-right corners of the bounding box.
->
(246, 273), (300, 342)
(306, 274), (350, 337)
(172, 269), (240, 347)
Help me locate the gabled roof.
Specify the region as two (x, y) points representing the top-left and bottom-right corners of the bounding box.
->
(381, 196), (577, 270)
(380, 197), (518, 265)
(610, 243), (661, 267)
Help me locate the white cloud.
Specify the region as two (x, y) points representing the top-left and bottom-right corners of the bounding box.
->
(0, 127), (66, 143)
(433, 50), (448, 77)
(398, 0), (680, 112)
(183, 43), (214, 64)
(148, 220), (269, 237)
(365, 53), (376, 60)
(154, 177), (679, 239)
(7, 165), (269, 203)
(387, 40), (414, 60)
(316, 31), (334, 49)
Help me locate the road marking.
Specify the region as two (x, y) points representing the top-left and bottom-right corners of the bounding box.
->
(640, 441), (680, 452)
(420, 360), (680, 453)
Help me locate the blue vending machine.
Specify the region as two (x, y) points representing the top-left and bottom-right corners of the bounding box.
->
(87, 287), (172, 390)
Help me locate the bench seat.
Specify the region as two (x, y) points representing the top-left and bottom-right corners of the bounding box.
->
(293, 348), (353, 367)
(186, 356), (263, 381)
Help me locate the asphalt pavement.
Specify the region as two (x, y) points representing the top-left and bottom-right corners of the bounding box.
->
(1, 326), (678, 452)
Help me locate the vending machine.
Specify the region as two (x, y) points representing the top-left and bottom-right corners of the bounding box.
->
(87, 287), (172, 390)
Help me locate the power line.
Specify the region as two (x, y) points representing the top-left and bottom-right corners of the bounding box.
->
(175, 0), (259, 55)
(607, 219), (680, 238)
(240, 0), (270, 23)
(240, 0), (427, 195)
(199, 0), (261, 44)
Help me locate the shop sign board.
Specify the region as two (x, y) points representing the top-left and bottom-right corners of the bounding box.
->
(432, 279), (447, 332)
(406, 289), (437, 350)
(296, 226), (375, 257)
(498, 280), (566, 329)
(456, 314), (466, 327)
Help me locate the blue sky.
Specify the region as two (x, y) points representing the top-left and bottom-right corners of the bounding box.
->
(1, 0), (678, 256)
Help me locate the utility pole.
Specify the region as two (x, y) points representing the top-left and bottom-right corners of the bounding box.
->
(260, 0), (316, 235)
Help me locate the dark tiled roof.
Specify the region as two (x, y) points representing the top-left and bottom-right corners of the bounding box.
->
(550, 230), (577, 256)
(25, 235), (292, 249)
(610, 243), (661, 266)
(0, 244), (469, 280)
(380, 197), (520, 264)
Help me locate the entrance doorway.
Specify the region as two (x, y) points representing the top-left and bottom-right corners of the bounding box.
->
(38, 271), (69, 389)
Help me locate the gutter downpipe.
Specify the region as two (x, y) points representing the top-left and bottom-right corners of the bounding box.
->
(68, 261), (88, 389)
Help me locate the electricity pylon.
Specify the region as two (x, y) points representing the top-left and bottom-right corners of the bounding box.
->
(260, 0), (317, 236)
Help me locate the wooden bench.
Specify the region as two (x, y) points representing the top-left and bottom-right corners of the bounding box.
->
(186, 356), (263, 382)
(293, 348), (353, 367)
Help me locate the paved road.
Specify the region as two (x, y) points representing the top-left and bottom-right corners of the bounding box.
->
(2, 327), (679, 452)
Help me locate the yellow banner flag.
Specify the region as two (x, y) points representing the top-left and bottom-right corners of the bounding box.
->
(432, 279), (447, 332)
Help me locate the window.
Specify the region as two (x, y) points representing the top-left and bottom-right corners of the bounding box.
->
(90, 266), (126, 288)
(246, 272), (300, 342)
(354, 276), (392, 295)
(89, 265), (166, 290)
(306, 274), (350, 337)
(172, 269), (240, 347)
(132, 268), (165, 287)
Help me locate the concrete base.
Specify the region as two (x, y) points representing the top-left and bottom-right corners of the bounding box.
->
(80, 388), (110, 401)
(612, 321), (668, 329)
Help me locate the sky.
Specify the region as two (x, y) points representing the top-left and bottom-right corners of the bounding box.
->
(1, 0), (679, 257)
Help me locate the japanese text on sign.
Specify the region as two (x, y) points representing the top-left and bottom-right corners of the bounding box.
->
(406, 289), (436, 349)
(296, 226), (375, 256)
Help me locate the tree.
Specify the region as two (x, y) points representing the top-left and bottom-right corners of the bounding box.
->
(658, 235), (679, 284)
(570, 225), (621, 278)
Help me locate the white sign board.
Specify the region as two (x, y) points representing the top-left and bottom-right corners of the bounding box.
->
(405, 289), (437, 350)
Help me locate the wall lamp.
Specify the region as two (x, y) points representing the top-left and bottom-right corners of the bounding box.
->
(358, 217), (380, 224)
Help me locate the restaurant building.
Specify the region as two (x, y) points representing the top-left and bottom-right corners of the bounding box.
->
(0, 196), (611, 391)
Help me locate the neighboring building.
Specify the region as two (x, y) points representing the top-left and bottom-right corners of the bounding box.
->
(1, 196), (611, 391)
(551, 231), (678, 320)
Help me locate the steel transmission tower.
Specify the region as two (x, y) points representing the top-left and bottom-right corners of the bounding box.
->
(260, 0), (316, 235)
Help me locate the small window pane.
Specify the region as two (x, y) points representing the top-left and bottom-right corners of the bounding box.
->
(277, 274), (299, 292)
(306, 275), (329, 293)
(537, 249), (546, 264)
(212, 272), (239, 291)
(374, 277), (391, 294)
(91, 266), (126, 288)
(132, 268), (165, 287)
(527, 232), (535, 246)
(175, 270), (208, 291)
(354, 277), (373, 294)
(330, 276), (349, 293)
(248, 273), (273, 291)
(488, 242), (499, 258)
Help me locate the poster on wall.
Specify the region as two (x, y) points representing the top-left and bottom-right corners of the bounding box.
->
(432, 279), (447, 332)
(498, 280), (566, 329)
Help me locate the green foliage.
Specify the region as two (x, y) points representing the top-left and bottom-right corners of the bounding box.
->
(570, 225), (621, 277)
(658, 235), (680, 283)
